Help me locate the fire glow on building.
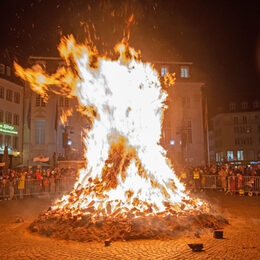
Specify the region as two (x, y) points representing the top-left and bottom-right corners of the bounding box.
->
(14, 24), (226, 241)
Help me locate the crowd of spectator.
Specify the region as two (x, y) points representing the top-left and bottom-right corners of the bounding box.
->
(175, 164), (260, 194)
(0, 167), (77, 200)
(1, 164), (260, 200)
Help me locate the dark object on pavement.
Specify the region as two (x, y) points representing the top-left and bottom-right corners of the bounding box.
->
(194, 232), (200, 238)
(105, 240), (112, 247)
(15, 217), (24, 223)
(188, 243), (204, 252)
(214, 230), (223, 239)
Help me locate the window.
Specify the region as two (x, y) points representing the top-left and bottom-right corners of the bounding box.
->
(14, 92), (20, 104)
(227, 151), (234, 161)
(6, 66), (11, 76)
(13, 114), (19, 126)
(241, 102), (248, 110)
(59, 97), (70, 107)
(253, 100), (259, 108)
(187, 129), (192, 144)
(0, 64), (5, 74)
(5, 112), (12, 124)
(182, 97), (191, 107)
(237, 150), (244, 161)
(229, 103), (236, 112)
(161, 67), (168, 77)
(36, 94), (46, 107)
(0, 110), (3, 122)
(0, 134), (3, 147)
(242, 116), (247, 123)
(13, 136), (18, 150)
(65, 98), (69, 107)
(0, 86), (4, 99)
(59, 96), (64, 107)
(234, 126), (239, 133)
(35, 119), (45, 144)
(5, 135), (11, 147)
(6, 89), (13, 102)
(234, 116), (238, 124)
(180, 66), (189, 78)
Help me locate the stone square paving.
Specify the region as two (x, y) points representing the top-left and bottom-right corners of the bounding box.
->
(0, 192), (259, 259)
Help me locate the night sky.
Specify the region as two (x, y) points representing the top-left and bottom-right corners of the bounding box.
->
(0, 0), (259, 115)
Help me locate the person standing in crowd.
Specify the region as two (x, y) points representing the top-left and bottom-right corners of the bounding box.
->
(256, 164), (260, 177)
(218, 166), (227, 192)
(180, 168), (187, 185)
(43, 176), (50, 194)
(9, 176), (15, 200)
(50, 172), (56, 195)
(192, 167), (200, 191)
(18, 172), (25, 199)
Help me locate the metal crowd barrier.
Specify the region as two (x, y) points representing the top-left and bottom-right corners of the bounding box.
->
(202, 175), (260, 195)
(0, 177), (76, 200)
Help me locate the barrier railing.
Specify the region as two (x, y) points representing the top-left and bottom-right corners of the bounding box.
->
(0, 177), (76, 200)
(202, 175), (260, 194)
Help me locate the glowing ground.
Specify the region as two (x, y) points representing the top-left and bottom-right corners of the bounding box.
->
(0, 192), (259, 259)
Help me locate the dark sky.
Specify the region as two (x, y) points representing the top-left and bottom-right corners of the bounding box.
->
(0, 0), (259, 115)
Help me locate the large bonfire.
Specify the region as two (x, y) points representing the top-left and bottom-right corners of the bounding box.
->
(14, 31), (226, 241)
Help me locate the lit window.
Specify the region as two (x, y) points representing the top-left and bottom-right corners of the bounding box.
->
(0, 86), (4, 99)
(216, 153), (219, 162)
(14, 92), (20, 104)
(237, 150), (244, 161)
(5, 112), (12, 124)
(36, 94), (46, 107)
(227, 151), (234, 161)
(35, 119), (45, 144)
(170, 140), (175, 145)
(161, 67), (168, 77)
(180, 67), (189, 78)
(13, 114), (19, 126)
(6, 89), (13, 102)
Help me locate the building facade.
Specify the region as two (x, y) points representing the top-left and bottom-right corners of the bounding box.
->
(22, 57), (85, 166)
(154, 62), (207, 167)
(0, 63), (24, 167)
(210, 101), (260, 165)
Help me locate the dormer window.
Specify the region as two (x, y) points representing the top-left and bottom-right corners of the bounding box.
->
(253, 100), (259, 108)
(0, 64), (5, 74)
(180, 66), (189, 78)
(161, 67), (168, 77)
(229, 102), (236, 112)
(241, 102), (248, 110)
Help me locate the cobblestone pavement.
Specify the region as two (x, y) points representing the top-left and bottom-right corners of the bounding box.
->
(0, 193), (259, 259)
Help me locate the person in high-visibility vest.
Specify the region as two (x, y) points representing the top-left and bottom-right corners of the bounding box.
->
(180, 168), (187, 184)
(193, 168), (200, 191)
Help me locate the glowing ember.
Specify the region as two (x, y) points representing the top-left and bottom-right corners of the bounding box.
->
(14, 32), (214, 238)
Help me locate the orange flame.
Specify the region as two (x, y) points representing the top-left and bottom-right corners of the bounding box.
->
(15, 32), (207, 219)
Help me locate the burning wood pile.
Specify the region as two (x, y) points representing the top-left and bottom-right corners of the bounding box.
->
(15, 28), (228, 242)
(30, 199), (227, 242)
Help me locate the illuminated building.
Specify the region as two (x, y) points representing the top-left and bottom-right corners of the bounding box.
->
(0, 63), (24, 166)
